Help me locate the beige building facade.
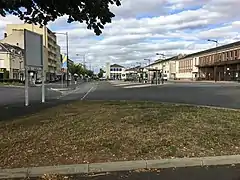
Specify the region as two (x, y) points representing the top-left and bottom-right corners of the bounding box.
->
(174, 41), (240, 81)
(2, 23), (61, 81)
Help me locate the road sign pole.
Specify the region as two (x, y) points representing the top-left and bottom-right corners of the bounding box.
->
(24, 66), (29, 106)
(41, 68), (45, 103)
(156, 71), (158, 85)
(61, 72), (64, 88)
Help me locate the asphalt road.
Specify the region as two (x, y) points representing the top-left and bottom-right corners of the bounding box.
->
(1, 80), (240, 121)
(0, 81), (82, 106)
(0, 86), (61, 106)
(0, 82), (96, 121)
(83, 81), (240, 109)
(74, 165), (240, 180)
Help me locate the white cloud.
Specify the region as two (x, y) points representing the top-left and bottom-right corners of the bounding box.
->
(1, 0), (240, 70)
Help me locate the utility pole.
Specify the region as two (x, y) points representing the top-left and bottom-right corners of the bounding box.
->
(83, 54), (86, 69)
(66, 32), (69, 87)
(54, 31), (69, 86)
(144, 58), (151, 83)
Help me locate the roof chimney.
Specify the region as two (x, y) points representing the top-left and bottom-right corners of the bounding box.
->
(4, 33), (7, 38)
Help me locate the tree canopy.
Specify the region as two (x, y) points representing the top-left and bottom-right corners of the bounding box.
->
(0, 0), (121, 35)
(68, 63), (94, 77)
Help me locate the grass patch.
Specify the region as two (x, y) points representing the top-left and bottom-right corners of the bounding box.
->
(0, 101), (240, 168)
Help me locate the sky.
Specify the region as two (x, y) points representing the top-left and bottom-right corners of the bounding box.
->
(1, 0), (240, 72)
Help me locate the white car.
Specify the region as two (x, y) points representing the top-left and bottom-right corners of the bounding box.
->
(163, 74), (168, 81)
(99, 77), (107, 81)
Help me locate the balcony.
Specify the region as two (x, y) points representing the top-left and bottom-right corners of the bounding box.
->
(48, 41), (56, 49)
(48, 62), (57, 67)
(48, 53), (57, 60)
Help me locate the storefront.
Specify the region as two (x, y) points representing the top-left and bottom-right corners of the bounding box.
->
(198, 60), (240, 81)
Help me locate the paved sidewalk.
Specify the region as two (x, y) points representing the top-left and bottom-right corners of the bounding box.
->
(169, 79), (240, 85)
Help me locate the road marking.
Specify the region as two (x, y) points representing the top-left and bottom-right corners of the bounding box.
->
(81, 86), (94, 100)
(113, 83), (141, 87)
(123, 84), (165, 89)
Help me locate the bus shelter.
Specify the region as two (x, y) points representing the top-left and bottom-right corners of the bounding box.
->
(147, 68), (163, 84)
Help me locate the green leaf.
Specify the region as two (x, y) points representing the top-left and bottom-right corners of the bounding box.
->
(0, 0), (122, 35)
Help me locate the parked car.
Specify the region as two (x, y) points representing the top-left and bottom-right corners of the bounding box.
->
(163, 74), (168, 81)
(99, 77), (107, 81)
(35, 78), (42, 84)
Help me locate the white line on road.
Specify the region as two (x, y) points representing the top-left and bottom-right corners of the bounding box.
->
(81, 86), (94, 100)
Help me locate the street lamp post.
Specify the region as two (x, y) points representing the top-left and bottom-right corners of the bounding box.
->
(156, 53), (166, 59)
(144, 58), (151, 67)
(54, 32), (69, 87)
(207, 39), (218, 47)
(156, 53), (166, 81)
(76, 53), (86, 69)
(207, 39), (218, 82)
(144, 58), (151, 83)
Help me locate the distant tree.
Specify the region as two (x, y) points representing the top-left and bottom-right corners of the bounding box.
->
(85, 69), (94, 77)
(68, 63), (95, 78)
(98, 68), (105, 78)
(0, 0), (121, 35)
(68, 63), (84, 76)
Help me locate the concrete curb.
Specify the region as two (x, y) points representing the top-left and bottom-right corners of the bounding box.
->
(50, 81), (86, 92)
(50, 87), (75, 91)
(0, 85), (24, 88)
(168, 80), (240, 85)
(0, 155), (240, 179)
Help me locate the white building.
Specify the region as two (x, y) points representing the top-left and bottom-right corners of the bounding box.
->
(145, 54), (185, 81)
(124, 66), (141, 81)
(0, 42), (24, 80)
(109, 64), (126, 80)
